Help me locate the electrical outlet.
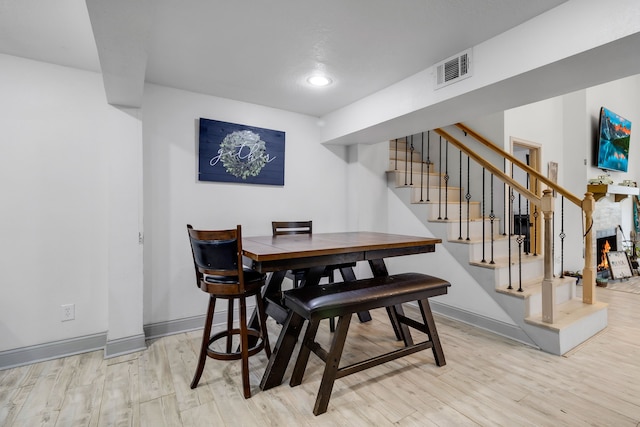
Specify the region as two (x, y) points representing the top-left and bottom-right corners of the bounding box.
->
(61, 304), (75, 321)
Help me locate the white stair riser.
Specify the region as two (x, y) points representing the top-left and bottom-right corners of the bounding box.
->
(389, 140), (417, 150)
(495, 260), (544, 285)
(468, 238), (527, 261)
(389, 159), (432, 171)
(445, 219), (503, 241)
(392, 171), (446, 187)
(389, 148), (423, 163)
(412, 186), (463, 203)
(526, 281), (577, 317)
(425, 202), (481, 221)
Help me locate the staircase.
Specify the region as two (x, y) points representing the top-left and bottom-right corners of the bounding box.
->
(387, 127), (608, 355)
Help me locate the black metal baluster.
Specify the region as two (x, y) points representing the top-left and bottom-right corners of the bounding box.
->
(517, 234), (524, 292)
(533, 206), (539, 256)
(518, 192), (522, 232)
(516, 191), (524, 292)
(503, 159), (507, 236)
(481, 168), (486, 263)
(525, 170), (530, 255)
(466, 155), (471, 241)
(552, 192), (555, 277)
(444, 140), (449, 220)
(458, 149), (463, 240)
(394, 138), (398, 171)
(508, 186), (514, 290)
(490, 173), (496, 264)
(404, 136), (408, 186)
(560, 196), (566, 278)
(438, 136), (443, 220)
(409, 135), (414, 186)
(532, 177), (539, 256)
(420, 132), (424, 202)
(426, 131), (431, 202)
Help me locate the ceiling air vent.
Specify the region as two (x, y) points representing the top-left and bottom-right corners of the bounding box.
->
(435, 49), (472, 89)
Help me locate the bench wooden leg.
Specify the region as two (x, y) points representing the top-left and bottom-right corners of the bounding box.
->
(418, 298), (446, 366)
(387, 304), (414, 346)
(313, 314), (352, 416)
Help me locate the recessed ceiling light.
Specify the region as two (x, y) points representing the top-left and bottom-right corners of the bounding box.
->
(307, 75), (332, 87)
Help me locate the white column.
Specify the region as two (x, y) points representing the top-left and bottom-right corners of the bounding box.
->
(105, 107), (145, 357)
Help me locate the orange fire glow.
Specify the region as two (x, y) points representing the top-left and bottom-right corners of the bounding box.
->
(598, 240), (612, 270)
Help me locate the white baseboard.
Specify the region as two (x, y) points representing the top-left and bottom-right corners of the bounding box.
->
(104, 334), (147, 359)
(0, 332), (106, 370)
(0, 306), (250, 370)
(429, 300), (540, 349)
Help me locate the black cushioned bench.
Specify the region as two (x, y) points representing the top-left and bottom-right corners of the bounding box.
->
(282, 272), (450, 415)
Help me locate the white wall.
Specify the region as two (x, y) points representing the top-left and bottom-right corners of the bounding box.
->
(0, 54), (356, 355)
(502, 75), (640, 272)
(504, 96), (570, 271)
(106, 108), (144, 349)
(0, 54), (142, 352)
(141, 84), (351, 325)
(345, 142), (390, 233)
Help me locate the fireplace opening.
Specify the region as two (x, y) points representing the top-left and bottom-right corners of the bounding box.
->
(596, 230), (618, 277)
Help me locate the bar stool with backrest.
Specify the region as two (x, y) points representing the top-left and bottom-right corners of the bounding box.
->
(187, 224), (271, 398)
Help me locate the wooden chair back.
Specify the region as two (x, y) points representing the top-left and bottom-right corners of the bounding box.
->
(187, 224), (246, 293)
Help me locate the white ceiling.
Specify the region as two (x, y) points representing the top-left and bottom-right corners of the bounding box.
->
(0, 0), (568, 117)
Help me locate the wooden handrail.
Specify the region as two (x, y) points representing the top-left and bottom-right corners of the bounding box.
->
(433, 128), (541, 206)
(455, 123), (583, 207)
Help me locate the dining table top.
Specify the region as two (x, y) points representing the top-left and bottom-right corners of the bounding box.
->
(243, 231), (441, 259)
(242, 231), (441, 272)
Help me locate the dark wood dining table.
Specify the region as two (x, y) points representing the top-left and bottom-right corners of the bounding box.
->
(241, 231), (442, 390)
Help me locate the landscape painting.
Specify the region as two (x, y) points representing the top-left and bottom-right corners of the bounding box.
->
(596, 107), (632, 172)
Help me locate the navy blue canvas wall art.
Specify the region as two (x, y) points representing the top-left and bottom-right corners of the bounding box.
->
(198, 118), (285, 185)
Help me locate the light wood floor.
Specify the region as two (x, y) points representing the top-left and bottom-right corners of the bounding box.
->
(1, 287), (639, 426)
(604, 276), (640, 294)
